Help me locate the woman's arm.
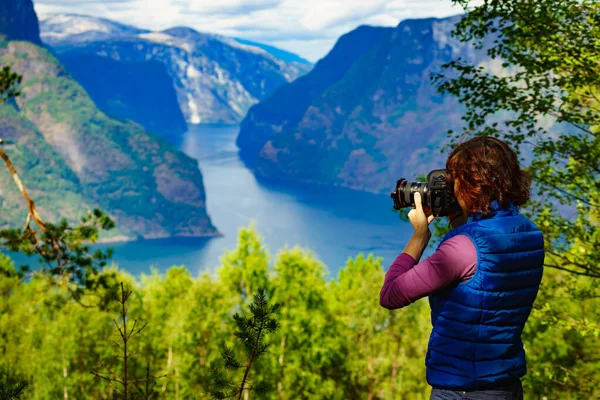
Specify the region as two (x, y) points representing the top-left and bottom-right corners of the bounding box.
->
(379, 235), (476, 310)
(402, 230), (431, 263)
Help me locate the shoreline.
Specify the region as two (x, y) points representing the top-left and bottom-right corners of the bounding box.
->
(95, 231), (223, 245)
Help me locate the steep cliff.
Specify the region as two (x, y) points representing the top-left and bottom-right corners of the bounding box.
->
(237, 16), (490, 193)
(0, 41), (218, 239)
(58, 53), (187, 136)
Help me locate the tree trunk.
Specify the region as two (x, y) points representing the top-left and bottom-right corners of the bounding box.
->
(200, 331), (209, 366)
(79, 349), (85, 395)
(390, 343), (398, 399)
(175, 367), (180, 400)
(62, 347), (69, 400)
(162, 346), (173, 392)
(277, 335), (286, 400)
(367, 343), (373, 400)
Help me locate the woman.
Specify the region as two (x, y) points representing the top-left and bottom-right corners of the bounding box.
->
(379, 136), (544, 400)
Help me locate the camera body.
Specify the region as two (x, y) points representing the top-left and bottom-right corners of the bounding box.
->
(390, 169), (461, 217)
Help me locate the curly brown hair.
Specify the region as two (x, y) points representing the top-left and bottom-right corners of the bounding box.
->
(444, 136), (531, 217)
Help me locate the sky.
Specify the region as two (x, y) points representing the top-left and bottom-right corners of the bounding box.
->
(33, 0), (474, 62)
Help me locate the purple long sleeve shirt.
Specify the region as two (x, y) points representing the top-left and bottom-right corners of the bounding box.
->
(380, 234), (477, 310)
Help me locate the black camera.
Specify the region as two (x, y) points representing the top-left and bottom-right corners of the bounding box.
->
(390, 169), (461, 217)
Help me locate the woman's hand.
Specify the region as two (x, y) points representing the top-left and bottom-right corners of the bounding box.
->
(408, 192), (434, 236)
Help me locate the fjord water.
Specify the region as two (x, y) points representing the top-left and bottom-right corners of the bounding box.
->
(98, 124), (428, 277)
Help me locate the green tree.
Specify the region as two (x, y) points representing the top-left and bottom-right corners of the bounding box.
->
(268, 247), (346, 400)
(0, 65), (21, 104)
(216, 226), (270, 306)
(179, 271), (230, 398)
(203, 288), (280, 400)
(433, 0), (600, 278)
(0, 365), (27, 400)
(432, 1), (600, 397)
(138, 267), (195, 398)
(0, 259), (134, 399)
(91, 282), (171, 399)
(330, 254), (430, 399)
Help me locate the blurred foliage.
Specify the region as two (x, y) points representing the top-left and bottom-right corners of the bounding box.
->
(0, 209), (117, 307)
(0, 65), (21, 105)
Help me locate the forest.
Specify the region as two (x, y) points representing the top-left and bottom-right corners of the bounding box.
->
(1, 0), (599, 399)
(0, 225), (598, 399)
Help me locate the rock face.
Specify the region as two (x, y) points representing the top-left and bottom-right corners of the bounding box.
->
(0, 41), (219, 239)
(39, 14), (312, 128)
(0, 0), (41, 44)
(237, 16), (490, 194)
(58, 53), (188, 136)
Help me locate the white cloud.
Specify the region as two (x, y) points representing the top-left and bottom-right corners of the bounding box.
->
(34, 0), (471, 62)
(173, 0), (284, 15)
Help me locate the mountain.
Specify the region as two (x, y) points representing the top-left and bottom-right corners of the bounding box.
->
(39, 13), (149, 47)
(233, 38), (312, 65)
(237, 16), (490, 193)
(56, 53), (188, 136)
(38, 14), (313, 129)
(0, 0), (41, 45)
(0, 39), (219, 240)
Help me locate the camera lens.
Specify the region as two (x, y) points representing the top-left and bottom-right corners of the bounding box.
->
(393, 179), (428, 209)
(404, 181), (428, 207)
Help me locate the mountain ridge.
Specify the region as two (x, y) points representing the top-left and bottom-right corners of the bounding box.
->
(39, 12), (149, 47)
(39, 13), (313, 128)
(236, 15), (489, 194)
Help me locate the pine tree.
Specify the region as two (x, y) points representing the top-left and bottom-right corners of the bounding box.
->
(0, 365), (27, 400)
(203, 288), (280, 400)
(91, 282), (171, 399)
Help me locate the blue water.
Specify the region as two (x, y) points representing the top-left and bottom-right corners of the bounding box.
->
(11, 124), (432, 278)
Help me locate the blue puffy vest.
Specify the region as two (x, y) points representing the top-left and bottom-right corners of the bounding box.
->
(426, 200), (545, 390)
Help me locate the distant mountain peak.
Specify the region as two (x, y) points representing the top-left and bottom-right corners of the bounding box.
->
(161, 26), (207, 39)
(39, 13), (149, 46)
(232, 38), (312, 65)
